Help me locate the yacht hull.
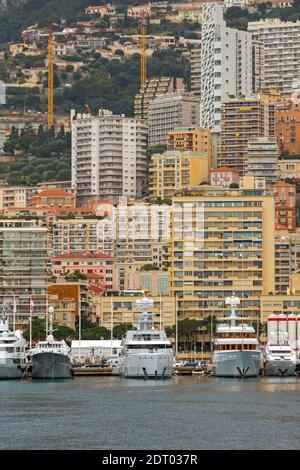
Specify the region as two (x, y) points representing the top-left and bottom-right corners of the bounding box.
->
(213, 350), (261, 378)
(121, 353), (173, 379)
(264, 360), (296, 377)
(0, 361), (22, 379)
(32, 352), (72, 379)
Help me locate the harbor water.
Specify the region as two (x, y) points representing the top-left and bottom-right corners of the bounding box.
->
(0, 376), (300, 450)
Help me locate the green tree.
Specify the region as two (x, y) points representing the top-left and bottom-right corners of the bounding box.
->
(82, 326), (111, 340)
(113, 323), (135, 339)
(55, 325), (77, 343)
(23, 317), (46, 342)
(65, 270), (87, 281)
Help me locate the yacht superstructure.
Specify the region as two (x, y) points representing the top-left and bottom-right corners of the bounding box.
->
(120, 297), (174, 379)
(0, 306), (27, 379)
(213, 295), (261, 378)
(263, 331), (297, 376)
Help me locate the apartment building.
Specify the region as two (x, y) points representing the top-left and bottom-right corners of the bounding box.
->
(210, 166), (240, 187)
(220, 95), (277, 173)
(52, 219), (100, 256)
(148, 92), (200, 147)
(92, 294), (175, 330)
(275, 231), (300, 294)
(71, 109), (147, 203)
(126, 270), (169, 296)
(0, 219), (50, 330)
(48, 293), (76, 330)
(246, 136), (280, 183)
(200, 3), (252, 132)
(249, 18), (300, 95)
(169, 189), (275, 320)
(278, 159), (300, 179)
(52, 252), (117, 290)
(167, 127), (213, 165)
(271, 181), (297, 232)
(261, 292), (300, 322)
(277, 107), (300, 156)
(48, 281), (90, 321)
(97, 202), (170, 290)
(134, 77), (185, 123)
(150, 151), (210, 200)
(29, 189), (76, 209)
(0, 186), (34, 212)
(190, 47), (201, 96)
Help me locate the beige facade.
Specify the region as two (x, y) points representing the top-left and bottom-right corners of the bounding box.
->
(167, 128), (213, 165)
(170, 190), (275, 320)
(278, 159), (300, 180)
(150, 151), (210, 200)
(134, 77), (185, 122)
(49, 293), (76, 330)
(261, 293), (300, 322)
(249, 19), (300, 95)
(220, 95), (277, 174)
(126, 270), (170, 296)
(148, 92), (200, 147)
(275, 231), (300, 294)
(246, 136), (280, 183)
(92, 295), (175, 330)
(0, 219), (50, 330)
(0, 186), (34, 212)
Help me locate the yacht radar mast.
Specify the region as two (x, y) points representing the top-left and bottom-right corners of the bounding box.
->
(47, 305), (55, 341)
(136, 297), (154, 331)
(0, 304), (10, 333)
(225, 293), (240, 327)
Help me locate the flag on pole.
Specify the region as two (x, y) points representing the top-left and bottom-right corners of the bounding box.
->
(13, 294), (17, 332)
(29, 295), (34, 314)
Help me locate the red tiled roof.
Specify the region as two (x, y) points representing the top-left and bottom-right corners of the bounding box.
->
(34, 189), (74, 197)
(54, 252), (112, 259)
(272, 181), (295, 187)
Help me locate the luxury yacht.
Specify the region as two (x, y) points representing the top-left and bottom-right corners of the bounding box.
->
(263, 331), (297, 376)
(120, 297), (174, 379)
(0, 306), (27, 379)
(30, 306), (72, 379)
(213, 294), (261, 378)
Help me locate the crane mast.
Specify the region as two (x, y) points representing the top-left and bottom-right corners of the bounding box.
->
(140, 11), (147, 89)
(47, 23), (54, 129)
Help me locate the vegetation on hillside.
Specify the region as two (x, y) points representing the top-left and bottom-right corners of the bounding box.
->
(1, 124), (71, 185)
(225, 1), (300, 30)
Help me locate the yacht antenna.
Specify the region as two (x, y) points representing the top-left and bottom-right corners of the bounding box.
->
(225, 293), (240, 328)
(48, 306), (54, 338)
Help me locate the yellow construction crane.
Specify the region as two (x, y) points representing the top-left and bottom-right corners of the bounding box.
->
(47, 23), (54, 129)
(140, 11), (147, 89)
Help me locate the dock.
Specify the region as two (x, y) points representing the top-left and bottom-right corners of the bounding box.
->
(72, 366), (113, 376)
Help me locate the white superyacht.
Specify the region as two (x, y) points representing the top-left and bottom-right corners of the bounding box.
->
(263, 331), (297, 377)
(120, 297), (174, 379)
(213, 295), (261, 378)
(0, 305), (27, 379)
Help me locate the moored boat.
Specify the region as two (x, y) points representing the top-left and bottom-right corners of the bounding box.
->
(213, 294), (261, 378)
(120, 297), (174, 379)
(0, 305), (27, 380)
(30, 306), (72, 379)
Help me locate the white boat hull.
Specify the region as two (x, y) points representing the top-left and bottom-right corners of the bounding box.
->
(264, 360), (296, 377)
(121, 353), (173, 379)
(213, 350), (261, 378)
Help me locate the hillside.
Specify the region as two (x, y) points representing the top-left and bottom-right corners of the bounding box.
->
(0, 0), (146, 43)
